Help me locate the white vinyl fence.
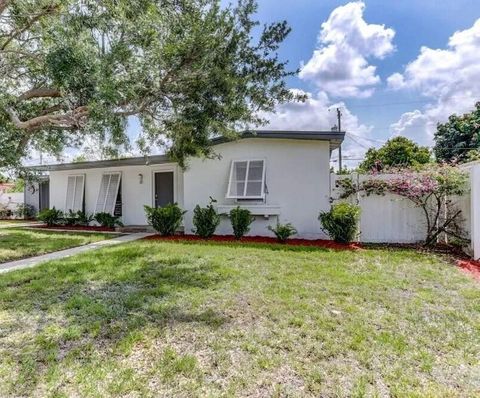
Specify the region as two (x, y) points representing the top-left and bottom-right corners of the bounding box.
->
(0, 191), (24, 216)
(331, 169), (477, 257)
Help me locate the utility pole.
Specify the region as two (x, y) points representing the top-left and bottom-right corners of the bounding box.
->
(336, 107), (343, 172)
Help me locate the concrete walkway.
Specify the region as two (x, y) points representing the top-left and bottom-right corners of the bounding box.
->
(0, 233), (153, 274)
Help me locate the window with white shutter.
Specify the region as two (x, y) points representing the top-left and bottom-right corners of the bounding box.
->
(65, 175), (85, 212)
(95, 172), (122, 214)
(226, 160), (266, 199)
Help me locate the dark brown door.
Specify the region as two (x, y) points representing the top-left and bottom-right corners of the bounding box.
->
(39, 180), (49, 211)
(154, 172), (174, 208)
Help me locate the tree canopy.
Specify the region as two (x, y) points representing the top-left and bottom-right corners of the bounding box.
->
(0, 0), (302, 171)
(358, 136), (431, 172)
(434, 102), (480, 163)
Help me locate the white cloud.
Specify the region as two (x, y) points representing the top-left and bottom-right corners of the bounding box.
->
(299, 1), (395, 98)
(389, 110), (432, 146)
(263, 89), (373, 168)
(389, 19), (480, 144)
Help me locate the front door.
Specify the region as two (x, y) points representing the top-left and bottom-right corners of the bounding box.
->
(39, 180), (50, 211)
(154, 172), (174, 208)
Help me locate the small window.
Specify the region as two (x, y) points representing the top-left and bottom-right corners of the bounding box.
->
(65, 175), (85, 212)
(227, 160), (265, 199)
(95, 172), (121, 215)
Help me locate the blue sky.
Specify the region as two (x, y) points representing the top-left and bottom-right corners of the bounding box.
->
(244, 0), (480, 166)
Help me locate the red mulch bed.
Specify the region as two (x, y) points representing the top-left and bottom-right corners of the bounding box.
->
(142, 234), (361, 250)
(30, 225), (115, 232)
(456, 259), (480, 281)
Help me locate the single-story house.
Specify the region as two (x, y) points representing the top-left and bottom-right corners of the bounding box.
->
(29, 130), (344, 239)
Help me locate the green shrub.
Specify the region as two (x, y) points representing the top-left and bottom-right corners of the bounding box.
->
(192, 198), (220, 239)
(94, 212), (123, 228)
(319, 202), (360, 243)
(76, 211), (94, 226)
(64, 210), (93, 226)
(267, 222), (297, 243)
(144, 204), (186, 236)
(14, 203), (35, 219)
(38, 208), (63, 226)
(229, 207), (255, 240)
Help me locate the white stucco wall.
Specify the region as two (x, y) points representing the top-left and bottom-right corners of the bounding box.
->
(183, 138), (332, 239)
(49, 163), (183, 225)
(48, 138), (332, 238)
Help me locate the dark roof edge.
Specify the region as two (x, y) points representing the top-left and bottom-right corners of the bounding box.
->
(30, 130), (345, 172)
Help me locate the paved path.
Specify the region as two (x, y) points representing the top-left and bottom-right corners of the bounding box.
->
(0, 233), (153, 274)
(0, 221), (41, 228)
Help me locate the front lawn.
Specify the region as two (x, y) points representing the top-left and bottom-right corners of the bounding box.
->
(0, 241), (478, 397)
(0, 229), (113, 263)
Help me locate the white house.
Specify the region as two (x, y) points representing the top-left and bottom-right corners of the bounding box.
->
(30, 130), (344, 239)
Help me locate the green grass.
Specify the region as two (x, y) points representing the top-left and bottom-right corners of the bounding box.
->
(0, 228), (113, 263)
(0, 241), (478, 397)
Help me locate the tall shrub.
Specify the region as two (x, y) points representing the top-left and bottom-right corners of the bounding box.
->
(319, 203), (360, 243)
(144, 204), (186, 236)
(230, 207), (255, 240)
(192, 198), (220, 239)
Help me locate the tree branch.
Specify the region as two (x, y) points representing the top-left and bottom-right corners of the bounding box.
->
(6, 105), (88, 131)
(17, 87), (61, 101)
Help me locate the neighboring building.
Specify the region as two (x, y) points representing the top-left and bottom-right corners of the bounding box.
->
(29, 130), (344, 238)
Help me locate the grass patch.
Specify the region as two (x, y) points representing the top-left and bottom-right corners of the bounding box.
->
(0, 241), (478, 396)
(0, 228), (113, 263)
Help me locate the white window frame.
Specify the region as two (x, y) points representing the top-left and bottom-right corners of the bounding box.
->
(64, 174), (85, 213)
(95, 172), (122, 215)
(226, 159), (266, 199)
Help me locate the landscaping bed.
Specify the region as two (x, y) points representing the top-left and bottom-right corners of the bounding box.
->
(142, 233), (361, 250)
(30, 224), (116, 232)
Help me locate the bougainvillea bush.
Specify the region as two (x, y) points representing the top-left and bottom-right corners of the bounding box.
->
(336, 164), (469, 247)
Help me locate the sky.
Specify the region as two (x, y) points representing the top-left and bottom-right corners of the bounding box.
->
(251, 0), (480, 167)
(37, 0), (480, 167)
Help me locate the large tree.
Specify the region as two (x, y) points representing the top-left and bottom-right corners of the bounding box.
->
(434, 102), (480, 163)
(0, 0), (301, 170)
(358, 136), (431, 172)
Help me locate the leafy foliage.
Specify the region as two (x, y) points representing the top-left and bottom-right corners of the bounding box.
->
(14, 203), (35, 219)
(0, 0), (302, 171)
(229, 207), (255, 239)
(359, 137), (431, 172)
(434, 102), (480, 163)
(336, 164), (469, 247)
(144, 204), (186, 236)
(94, 212), (123, 228)
(192, 198), (220, 239)
(319, 203), (361, 243)
(38, 208), (63, 226)
(267, 222), (297, 243)
(64, 210), (94, 226)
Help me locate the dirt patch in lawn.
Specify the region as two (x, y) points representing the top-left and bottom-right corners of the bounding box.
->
(142, 234), (362, 250)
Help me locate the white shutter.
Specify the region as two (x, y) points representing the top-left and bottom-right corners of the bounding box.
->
(95, 173), (121, 214)
(65, 175), (85, 212)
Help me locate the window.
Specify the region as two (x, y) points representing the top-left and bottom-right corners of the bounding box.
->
(227, 160), (266, 199)
(65, 175), (85, 212)
(95, 172), (121, 215)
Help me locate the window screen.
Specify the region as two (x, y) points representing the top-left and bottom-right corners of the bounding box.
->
(227, 160), (265, 199)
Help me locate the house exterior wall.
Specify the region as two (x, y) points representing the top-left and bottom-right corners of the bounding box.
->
(48, 138), (331, 238)
(183, 138), (331, 239)
(49, 163), (183, 226)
